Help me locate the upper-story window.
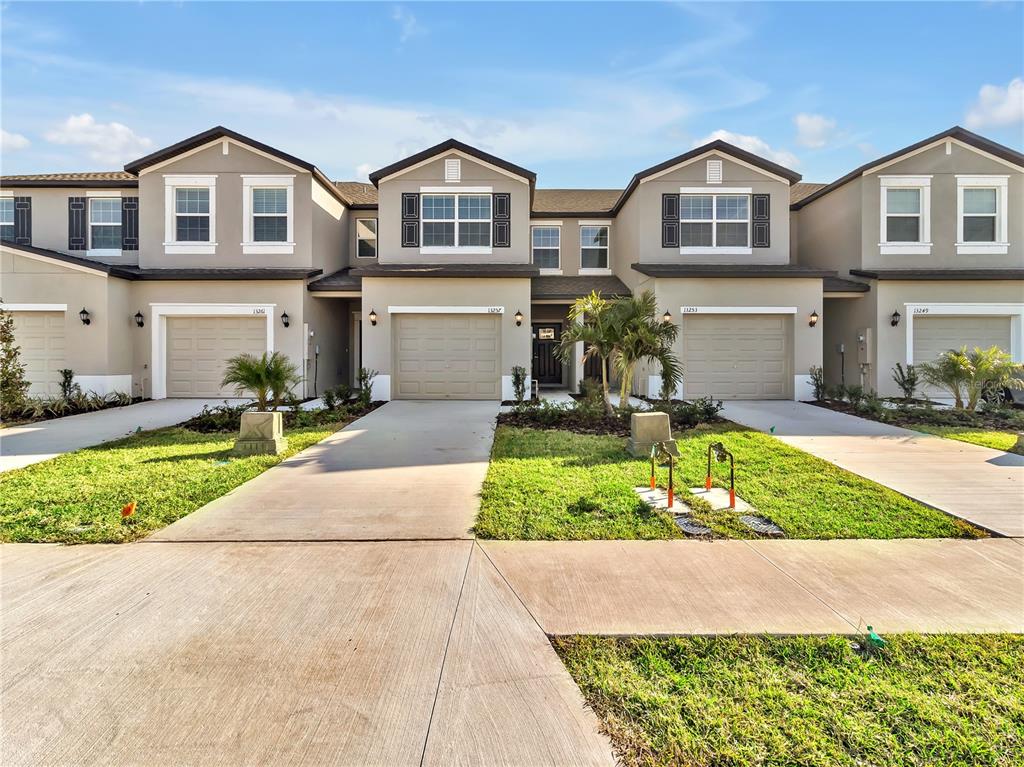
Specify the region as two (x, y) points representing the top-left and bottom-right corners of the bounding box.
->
(356, 218), (378, 258)
(242, 175), (294, 255)
(956, 175), (1009, 255)
(252, 188), (288, 241)
(879, 176), (931, 255)
(422, 193), (491, 248)
(680, 193), (749, 249)
(531, 225), (560, 270)
(176, 189), (210, 241)
(580, 224), (609, 270)
(164, 175), (217, 255)
(0, 198), (13, 240)
(89, 198), (122, 253)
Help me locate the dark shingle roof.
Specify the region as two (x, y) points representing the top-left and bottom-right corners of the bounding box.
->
(532, 189), (620, 216)
(631, 263), (836, 278)
(790, 182), (827, 205)
(531, 275), (630, 300)
(823, 276), (870, 293)
(308, 268), (362, 292)
(0, 172), (137, 187)
(333, 182), (378, 207)
(351, 263), (539, 278)
(850, 268), (1024, 281)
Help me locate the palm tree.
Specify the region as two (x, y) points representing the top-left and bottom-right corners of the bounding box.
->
(608, 290), (683, 403)
(918, 345), (1024, 410)
(221, 351), (301, 411)
(556, 291), (616, 415)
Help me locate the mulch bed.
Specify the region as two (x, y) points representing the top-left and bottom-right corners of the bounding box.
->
(496, 410), (632, 437)
(810, 399), (1023, 432)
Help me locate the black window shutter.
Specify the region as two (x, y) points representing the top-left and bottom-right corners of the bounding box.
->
(752, 193), (770, 248)
(13, 196), (32, 245)
(661, 193), (679, 248)
(401, 192), (419, 247)
(121, 197), (139, 251)
(68, 197), (87, 250)
(492, 192), (510, 248)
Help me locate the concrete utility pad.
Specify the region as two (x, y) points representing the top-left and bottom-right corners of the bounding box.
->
(1, 541), (472, 766)
(688, 486), (755, 513)
(150, 400), (499, 541)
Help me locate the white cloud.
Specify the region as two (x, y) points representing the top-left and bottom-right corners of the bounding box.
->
(794, 113), (837, 148)
(965, 77), (1024, 129)
(391, 6), (424, 44)
(355, 163), (374, 181)
(1, 130), (31, 151)
(692, 129), (799, 167)
(44, 113), (153, 165)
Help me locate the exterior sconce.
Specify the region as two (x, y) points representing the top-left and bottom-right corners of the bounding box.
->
(134, 311), (145, 328)
(368, 309), (378, 326)
(662, 310), (673, 324)
(79, 308), (91, 326)
(808, 310), (819, 328)
(890, 310), (901, 327)
(514, 309), (523, 327)
(281, 311), (290, 328)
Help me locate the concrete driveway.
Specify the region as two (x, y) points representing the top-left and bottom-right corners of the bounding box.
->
(0, 398), (230, 473)
(723, 400), (1024, 537)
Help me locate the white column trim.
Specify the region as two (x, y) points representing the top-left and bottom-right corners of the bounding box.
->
(149, 302), (276, 400)
(904, 302), (1024, 365)
(0, 303), (68, 311)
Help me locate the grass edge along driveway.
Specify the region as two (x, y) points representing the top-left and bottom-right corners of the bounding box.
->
(0, 422), (343, 543)
(554, 633), (1024, 767)
(911, 424), (1023, 454)
(476, 423), (982, 540)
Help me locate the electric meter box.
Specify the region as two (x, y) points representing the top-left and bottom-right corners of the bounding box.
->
(856, 328), (872, 365)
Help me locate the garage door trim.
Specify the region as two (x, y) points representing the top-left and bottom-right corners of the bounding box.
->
(151, 303), (275, 400)
(679, 305), (797, 315)
(0, 303), (69, 312)
(389, 305), (505, 314)
(905, 302), (1024, 365)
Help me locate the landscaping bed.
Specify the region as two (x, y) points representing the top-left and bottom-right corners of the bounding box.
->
(0, 414), (361, 544)
(555, 633), (1024, 767)
(476, 424), (984, 540)
(1, 392), (146, 428)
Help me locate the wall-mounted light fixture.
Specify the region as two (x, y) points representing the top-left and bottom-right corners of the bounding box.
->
(281, 311), (290, 328)
(514, 309), (523, 327)
(79, 308), (91, 326)
(662, 310), (673, 324)
(368, 309), (378, 326)
(134, 311), (145, 328)
(890, 309), (901, 327)
(808, 310), (819, 328)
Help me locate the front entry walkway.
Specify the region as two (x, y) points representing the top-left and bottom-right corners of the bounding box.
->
(723, 400), (1024, 538)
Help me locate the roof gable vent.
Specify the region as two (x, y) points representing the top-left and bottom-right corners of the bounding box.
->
(445, 158), (461, 183)
(707, 159), (723, 184)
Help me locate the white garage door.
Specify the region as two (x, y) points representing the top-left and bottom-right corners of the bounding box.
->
(913, 315), (1013, 398)
(683, 314), (790, 400)
(166, 316), (267, 398)
(12, 311), (67, 397)
(394, 314), (500, 400)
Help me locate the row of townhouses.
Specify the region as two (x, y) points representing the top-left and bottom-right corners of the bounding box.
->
(1, 126), (1021, 403)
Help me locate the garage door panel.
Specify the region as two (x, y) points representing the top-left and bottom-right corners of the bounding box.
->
(913, 315), (1013, 398)
(12, 311), (67, 397)
(394, 313), (501, 400)
(683, 314), (791, 400)
(166, 316), (267, 398)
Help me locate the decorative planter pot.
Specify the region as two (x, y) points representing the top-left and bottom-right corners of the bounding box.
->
(232, 411), (287, 456)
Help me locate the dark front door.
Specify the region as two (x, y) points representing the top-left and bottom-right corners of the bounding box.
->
(532, 324), (563, 385)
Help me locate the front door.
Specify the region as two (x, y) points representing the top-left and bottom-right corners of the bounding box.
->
(532, 324), (562, 385)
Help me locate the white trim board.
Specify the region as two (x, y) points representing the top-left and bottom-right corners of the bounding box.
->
(679, 306), (798, 314)
(388, 305), (505, 314)
(376, 148), (530, 185)
(149, 302), (276, 400)
(74, 374), (133, 396)
(0, 303), (68, 311)
(904, 302), (1024, 365)
(139, 137), (312, 176)
(419, 185), (493, 194)
(865, 137), (1024, 176)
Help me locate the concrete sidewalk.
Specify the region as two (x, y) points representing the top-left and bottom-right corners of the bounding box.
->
(0, 398), (229, 473)
(723, 400), (1024, 538)
(482, 538), (1024, 635)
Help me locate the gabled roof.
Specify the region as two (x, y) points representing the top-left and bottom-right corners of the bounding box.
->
(123, 126), (347, 205)
(532, 274), (630, 299)
(532, 189), (621, 217)
(791, 126), (1024, 210)
(333, 181), (378, 208)
(367, 138), (537, 187)
(611, 140), (802, 215)
(0, 171), (137, 188)
(790, 182), (827, 205)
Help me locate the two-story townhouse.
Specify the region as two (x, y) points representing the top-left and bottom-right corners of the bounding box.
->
(794, 127), (1024, 398)
(1, 127), (353, 399)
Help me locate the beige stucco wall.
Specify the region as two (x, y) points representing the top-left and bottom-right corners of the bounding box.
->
(618, 152), (792, 266)
(376, 153), (531, 264)
(359, 276), (532, 399)
(821, 293), (876, 390)
(310, 179), (346, 275)
(794, 176), (863, 273)
(137, 141), (318, 270)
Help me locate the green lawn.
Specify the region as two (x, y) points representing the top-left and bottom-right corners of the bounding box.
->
(0, 423), (341, 543)
(476, 424), (982, 540)
(912, 425), (1023, 454)
(555, 634), (1024, 767)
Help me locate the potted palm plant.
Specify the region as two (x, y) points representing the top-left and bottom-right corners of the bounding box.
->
(221, 351), (300, 455)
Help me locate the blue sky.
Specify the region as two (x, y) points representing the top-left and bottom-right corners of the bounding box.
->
(1, 1), (1022, 187)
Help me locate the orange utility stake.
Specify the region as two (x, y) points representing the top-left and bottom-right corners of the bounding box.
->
(650, 450), (657, 489)
(729, 488), (736, 509)
(667, 455), (674, 509)
(705, 475), (712, 490)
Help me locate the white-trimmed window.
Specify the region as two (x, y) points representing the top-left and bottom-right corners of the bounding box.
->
(580, 224), (609, 270)
(531, 225), (560, 270)
(0, 198), (14, 240)
(356, 218), (378, 258)
(957, 175), (1009, 255)
(164, 175), (217, 254)
(88, 198), (122, 253)
(242, 175), (294, 255)
(421, 192), (491, 251)
(679, 191), (750, 252)
(879, 176), (931, 255)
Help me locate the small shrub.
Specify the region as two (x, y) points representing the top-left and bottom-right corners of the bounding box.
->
(844, 384), (866, 410)
(58, 369), (80, 400)
(809, 365), (826, 401)
(892, 363), (918, 401)
(671, 396), (724, 429)
(511, 365), (527, 403)
(322, 387), (338, 411)
(825, 384), (845, 401)
(0, 308), (30, 419)
(179, 402), (250, 433)
(862, 389), (885, 418)
(357, 368), (378, 409)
